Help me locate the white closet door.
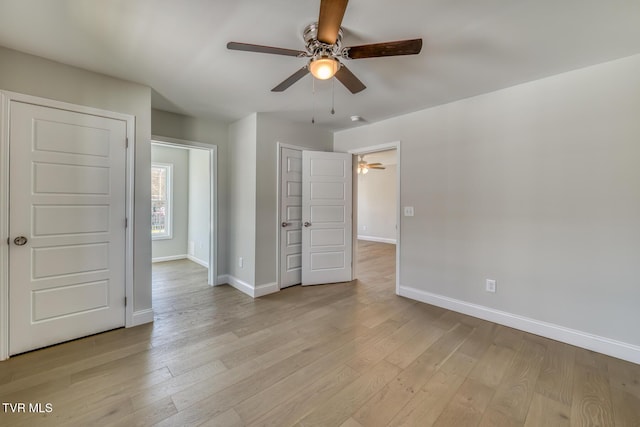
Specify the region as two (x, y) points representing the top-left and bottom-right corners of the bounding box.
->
(301, 151), (352, 285)
(280, 147), (303, 288)
(9, 100), (127, 355)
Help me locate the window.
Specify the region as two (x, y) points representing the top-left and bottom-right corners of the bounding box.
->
(151, 163), (173, 239)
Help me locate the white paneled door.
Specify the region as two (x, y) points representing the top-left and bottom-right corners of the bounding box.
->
(301, 151), (353, 285)
(280, 148), (303, 288)
(9, 100), (127, 355)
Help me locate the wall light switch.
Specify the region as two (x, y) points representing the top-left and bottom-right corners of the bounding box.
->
(238, 257), (243, 268)
(486, 279), (497, 293)
(403, 206), (415, 217)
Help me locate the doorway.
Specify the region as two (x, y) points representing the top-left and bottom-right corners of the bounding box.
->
(349, 143), (401, 293)
(150, 137), (217, 288)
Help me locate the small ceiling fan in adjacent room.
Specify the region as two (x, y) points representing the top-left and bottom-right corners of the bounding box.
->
(357, 155), (385, 174)
(227, 0), (423, 94)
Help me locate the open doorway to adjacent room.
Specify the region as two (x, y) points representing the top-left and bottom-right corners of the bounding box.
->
(350, 144), (400, 292)
(151, 138), (217, 310)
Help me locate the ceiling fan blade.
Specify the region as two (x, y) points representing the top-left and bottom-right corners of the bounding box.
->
(227, 42), (305, 57)
(366, 163), (383, 166)
(345, 38), (423, 59)
(272, 66), (309, 92)
(317, 0), (349, 44)
(370, 166), (386, 169)
(335, 64), (366, 94)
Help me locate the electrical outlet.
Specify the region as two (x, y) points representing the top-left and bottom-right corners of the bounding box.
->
(238, 257), (243, 268)
(486, 279), (497, 293)
(362, 225), (367, 231)
(403, 206), (414, 217)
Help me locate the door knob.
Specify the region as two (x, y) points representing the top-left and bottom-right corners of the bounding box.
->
(281, 221), (289, 227)
(14, 236), (28, 246)
(303, 221), (312, 227)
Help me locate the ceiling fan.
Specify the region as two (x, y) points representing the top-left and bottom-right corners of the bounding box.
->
(357, 155), (385, 174)
(227, 0), (423, 94)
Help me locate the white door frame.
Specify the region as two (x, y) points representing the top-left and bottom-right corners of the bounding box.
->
(276, 142), (307, 289)
(151, 135), (218, 287)
(0, 90), (135, 360)
(347, 141), (401, 295)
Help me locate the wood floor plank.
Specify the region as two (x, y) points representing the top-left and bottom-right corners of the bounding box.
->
(386, 369), (466, 427)
(610, 386), (640, 427)
(196, 408), (243, 427)
(247, 365), (360, 427)
(166, 320), (401, 425)
(105, 396), (177, 427)
(351, 324), (474, 427)
(432, 378), (495, 426)
(570, 364), (616, 427)
(607, 356), (640, 400)
(535, 340), (576, 406)
(524, 393), (571, 427)
(468, 343), (516, 389)
(294, 360), (400, 427)
(2, 243), (639, 427)
(487, 337), (546, 423)
(340, 418), (364, 427)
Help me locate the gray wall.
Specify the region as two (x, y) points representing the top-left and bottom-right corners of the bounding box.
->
(188, 148), (211, 265)
(335, 53), (640, 347)
(255, 113), (333, 286)
(151, 144), (189, 259)
(151, 108), (228, 275)
(228, 114), (258, 285)
(0, 45), (152, 314)
(357, 164), (397, 243)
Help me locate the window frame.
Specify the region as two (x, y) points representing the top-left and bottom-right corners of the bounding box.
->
(151, 162), (173, 240)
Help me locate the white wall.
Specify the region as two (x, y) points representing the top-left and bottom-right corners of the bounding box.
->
(188, 148), (210, 266)
(0, 45), (152, 316)
(151, 109), (228, 275)
(335, 54), (640, 360)
(151, 144), (189, 260)
(358, 163), (397, 243)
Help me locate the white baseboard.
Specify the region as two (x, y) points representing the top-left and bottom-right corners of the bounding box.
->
(216, 274), (229, 286)
(218, 275), (279, 298)
(357, 235), (397, 244)
(187, 255), (209, 268)
(152, 254), (187, 263)
(398, 285), (640, 365)
(224, 275), (255, 298)
(130, 309), (154, 326)
(255, 282), (279, 298)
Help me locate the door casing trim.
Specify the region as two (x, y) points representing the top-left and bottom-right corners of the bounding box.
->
(0, 91), (135, 360)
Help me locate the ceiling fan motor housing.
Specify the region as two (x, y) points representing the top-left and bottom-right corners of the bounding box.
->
(303, 23), (346, 59)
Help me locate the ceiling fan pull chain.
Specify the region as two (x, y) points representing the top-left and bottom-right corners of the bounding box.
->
(331, 77), (335, 115)
(311, 76), (316, 124)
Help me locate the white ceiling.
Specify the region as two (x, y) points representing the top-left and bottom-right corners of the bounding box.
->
(1, 0), (639, 131)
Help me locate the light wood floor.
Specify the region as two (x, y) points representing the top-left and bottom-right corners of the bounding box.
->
(1, 240), (639, 426)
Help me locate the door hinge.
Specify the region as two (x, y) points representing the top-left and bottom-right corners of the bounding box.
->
(125, 296), (127, 306)
(6, 237), (9, 245)
(125, 218), (128, 228)
(125, 138), (129, 148)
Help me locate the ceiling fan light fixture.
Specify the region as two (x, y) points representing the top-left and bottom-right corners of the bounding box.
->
(357, 157), (370, 174)
(309, 56), (339, 80)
